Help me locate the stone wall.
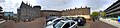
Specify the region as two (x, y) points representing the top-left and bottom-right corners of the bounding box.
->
(61, 7), (91, 19)
(41, 11), (61, 17)
(17, 2), (41, 19)
(62, 8), (90, 16)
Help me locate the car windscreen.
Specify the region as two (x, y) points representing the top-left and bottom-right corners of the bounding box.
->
(48, 18), (56, 21)
(54, 20), (60, 24)
(54, 22), (64, 28)
(70, 22), (75, 26)
(54, 19), (63, 23)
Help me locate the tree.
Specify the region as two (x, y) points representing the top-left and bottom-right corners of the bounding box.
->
(91, 12), (99, 17)
(100, 12), (106, 17)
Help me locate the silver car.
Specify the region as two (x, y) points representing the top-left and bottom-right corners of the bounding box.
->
(53, 20), (77, 28)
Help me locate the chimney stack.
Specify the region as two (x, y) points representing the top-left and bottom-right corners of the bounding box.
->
(29, 3), (30, 6)
(26, 2), (28, 5)
(81, 6), (82, 8)
(85, 6), (87, 8)
(75, 7), (77, 9)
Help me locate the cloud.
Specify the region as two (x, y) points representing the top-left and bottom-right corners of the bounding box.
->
(0, 0), (38, 14)
(37, 0), (74, 10)
(0, 0), (118, 14)
(0, 0), (21, 14)
(38, 0), (117, 11)
(85, 0), (117, 11)
(0, 0), (6, 3)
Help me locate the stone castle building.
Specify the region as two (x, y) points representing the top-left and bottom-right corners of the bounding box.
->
(41, 10), (61, 17)
(17, 1), (41, 19)
(62, 7), (90, 16)
(61, 7), (90, 19)
(40, 7), (90, 19)
(17, 1), (90, 20)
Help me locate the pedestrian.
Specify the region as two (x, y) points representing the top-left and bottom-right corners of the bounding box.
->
(96, 16), (99, 21)
(92, 17), (95, 21)
(93, 19), (95, 21)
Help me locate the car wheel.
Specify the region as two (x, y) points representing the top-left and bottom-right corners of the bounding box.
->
(75, 26), (77, 28)
(78, 22), (85, 26)
(78, 24), (84, 26)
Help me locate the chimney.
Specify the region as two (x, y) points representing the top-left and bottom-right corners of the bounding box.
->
(29, 3), (30, 6)
(85, 6), (87, 8)
(70, 8), (72, 10)
(81, 6), (82, 8)
(65, 9), (67, 11)
(26, 2), (28, 5)
(66, 9), (69, 11)
(30, 4), (32, 7)
(75, 7), (77, 9)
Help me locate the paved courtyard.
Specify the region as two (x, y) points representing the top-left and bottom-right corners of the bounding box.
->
(0, 17), (46, 28)
(0, 17), (118, 28)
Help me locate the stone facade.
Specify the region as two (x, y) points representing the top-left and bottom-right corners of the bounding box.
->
(62, 7), (90, 16)
(17, 1), (90, 20)
(17, 1), (41, 19)
(40, 7), (91, 19)
(61, 7), (90, 19)
(41, 10), (61, 17)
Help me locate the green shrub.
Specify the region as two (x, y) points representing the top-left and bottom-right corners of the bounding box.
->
(111, 18), (117, 21)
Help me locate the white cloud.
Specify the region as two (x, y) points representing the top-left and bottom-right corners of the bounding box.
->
(0, 0), (118, 14)
(0, 0), (6, 3)
(0, 0), (38, 14)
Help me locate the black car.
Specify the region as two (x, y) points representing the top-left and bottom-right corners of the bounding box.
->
(73, 17), (86, 26)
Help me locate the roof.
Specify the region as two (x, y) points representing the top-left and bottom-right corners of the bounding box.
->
(20, 1), (26, 8)
(4, 12), (13, 13)
(20, 1), (32, 8)
(41, 10), (61, 12)
(33, 6), (41, 8)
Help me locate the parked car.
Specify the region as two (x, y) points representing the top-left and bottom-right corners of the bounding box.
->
(46, 17), (56, 22)
(45, 19), (64, 28)
(73, 17), (86, 26)
(24, 19), (29, 22)
(53, 20), (77, 28)
(46, 18), (65, 26)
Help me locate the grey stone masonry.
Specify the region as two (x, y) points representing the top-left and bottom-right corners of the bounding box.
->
(17, 1), (41, 19)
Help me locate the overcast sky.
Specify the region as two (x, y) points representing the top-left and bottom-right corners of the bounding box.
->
(0, 0), (118, 14)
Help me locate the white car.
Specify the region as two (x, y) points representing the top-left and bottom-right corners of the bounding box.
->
(46, 20), (77, 28)
(46, 18), (64, 26)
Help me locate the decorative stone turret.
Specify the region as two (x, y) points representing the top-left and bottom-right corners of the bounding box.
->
(17, 1), (41, 20)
